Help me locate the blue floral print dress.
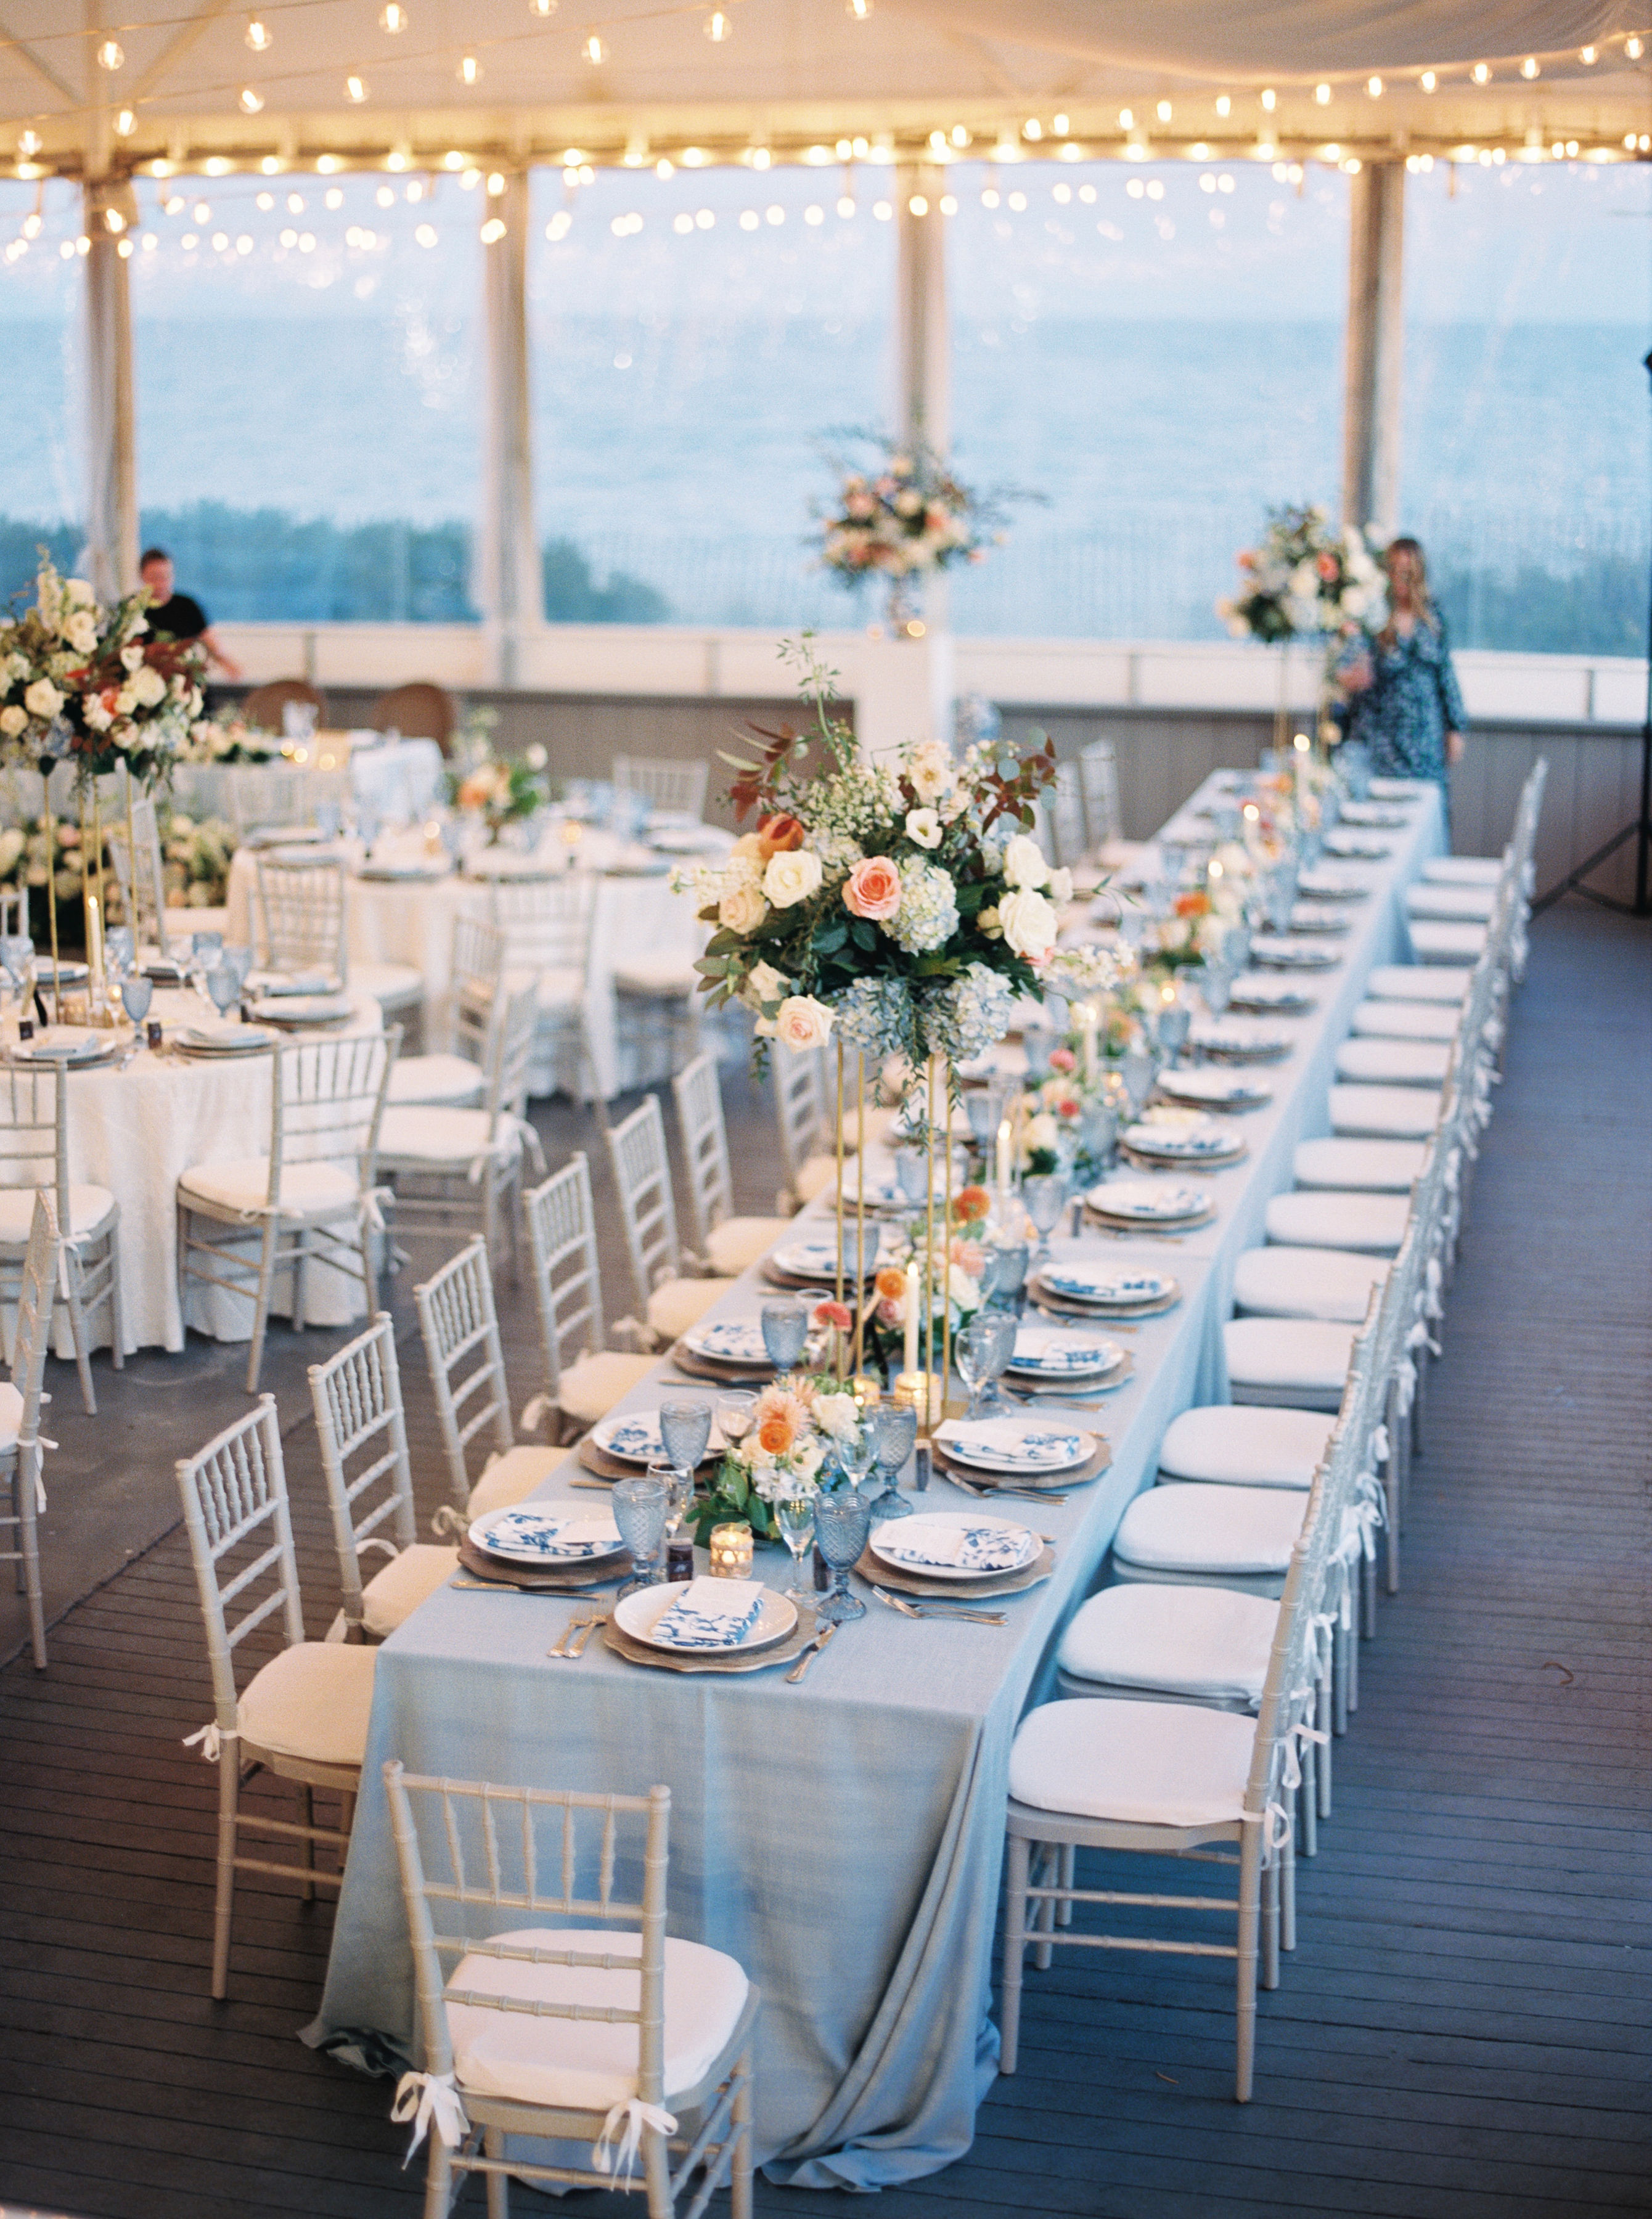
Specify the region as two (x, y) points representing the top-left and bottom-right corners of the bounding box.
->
(1341, 616), (1469, 787)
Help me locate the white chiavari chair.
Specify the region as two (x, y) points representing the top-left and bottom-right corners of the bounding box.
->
(0, 1193), (63, 1670)
(0, 1057), (123, 1414)
(382, 1762), (758, 2219)
(472, 876), (599, 1101)
(377, 975), (544, 1272)
(414, 1236), (569, 1522)
(105, 791), (171, 958)
(772, 1044), (836, 1212)
(611, 754), (711, 822)
(256, 850), (425, 1036)
(176, 1026), (398, 1392)
(176, 1395), (375, 1998)
(671, 1052), (789, 1277)
(308, 1312), (456, 1640)
(520, 1158), (653, 1442)
(387, 915), (506, 1109)
(228, 764), (346, 843)
(605, 1095), (735, 1350)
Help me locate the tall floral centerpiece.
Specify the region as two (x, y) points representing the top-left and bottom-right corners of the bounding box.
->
(443, 709), (554, 846)
(676, 637), (1061, 1413)
(1217, 505), (1388, 753)
(816, 434), (1032, 635)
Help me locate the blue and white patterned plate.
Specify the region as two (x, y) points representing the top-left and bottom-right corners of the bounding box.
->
(1086, 1179), (1212, 1222)
(1338, 803), (1412, 828)
(934, 1417), (1092, 1475)
(1322, 832), (1392, 859)
(1156, 1069), (1274, 1110)
(615, 1579), (796, 1653)
(682, 1318), (773, 1366)
(1188, 1021), (1295, 1062)
(871, 1508), (1040, 1577)
(1122, 1121), (1245, 1161)
(591, 1412), (674, 1464)
(772, 1237), (880, 1280)
(1229, 977), (1317, 1015)
(1007, 1326), (1126, 1379)
(1296, 869), (1370, 902)
(1248, 937), (1343, 970)
(1287, 902), (1352, 935)
(468, 1506), (624, 1565)
(1039, 1263), (1177, 1305)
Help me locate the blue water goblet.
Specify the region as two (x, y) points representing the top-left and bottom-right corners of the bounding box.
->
(658, 1396), (712, 1490)
(862, 1402), (917, 1526)
(612, 1473), (668, 1597)
(812, 1489), (872, 1625)
(120, 976), (153, 1030)
(760, 1297), (808, 1375)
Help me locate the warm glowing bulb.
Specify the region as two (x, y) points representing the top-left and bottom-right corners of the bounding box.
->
(1367, 75), (1383, 97)
(847, 0), (871, 15)
(1626, 35), (1644, 58)
(458, 54), (480, 83)
(1314, 82), (1331, 104)
(97, 38), (123, 68)
(583, 33), (604, 60)
(379, 2), (407, 28)
(1420, 70), (1437, 91)
(246, 16), (271, 49)
(1053, 112), (1069, 134)
(706, 9), (732, 37)
(114, 107), (136, 136)
(1155, 99), (1172, 123)
(1118, 108), (1134, 129)
(1471, 61), (1490, 83)
(1216, 94), (1232, 116)
(908, 192), (928, 214)
(239, 86), (264, 113)
(1260, 86), (1276, 110)
(346, 73), (367, 100)
(1579, 44), (1597, 63)
(1521, 56), (1539, 78)
(480, 216), (506, 243)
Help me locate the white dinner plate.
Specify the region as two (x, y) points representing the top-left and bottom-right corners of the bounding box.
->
(1188, 1021), (1295, 1062)
(34, 959), (88, 983)
(1037, 1262), (1177, 1306)
(1322, 832), (1393, 860)
(1338, 804), (1413, 828)
(681, 1318), (773, 1366)
(590, 1410), (723, 1465)
(1086, 1178), (1213, 1223)
(176, 1023), (279, 1054)
(1286, 903), (1352, 936)
(1006, 1325), (1126, 1379)
(1295, 870), (1370, 902)
(1156, 1069), (1274, 1110)
(1122, 1121), (1246, 1163)
(614, 1580), (796, 1653)
(870, 1506), (1041, 1575)
(1248, 938), (1342, 970)
(934, 1417), (1092, 1476)
(467, 1506), (624, 1566)
(1229, 978), (1317, 1015)
(770, 1237), (880, 1280)
(11, 1026), (110, 1065)
(248, 993), (356, 1026)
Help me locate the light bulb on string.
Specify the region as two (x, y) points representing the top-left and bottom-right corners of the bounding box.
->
(346, 73), (368, 101)
(1420, 71), (1437, 91)
(96, 38), (123, 69)
(1216, 94), (1232, 116)
(1520, 57), (1539, 78)
(583, 34), (605, 62)
(18, 129), (41, 157)
(114, 107), (136, 137)
(379, 3), (407, 30)
(1155, 100), (1171, 123)
(1367, 75), (1382, 97)
(1626, 36), (1644, 58)
(846, 0), (871, 17)
(1471, 62), (1490, 83)
(1314, 83), (1330, 104)
(705, 9), (732, 39)
(1579, 44), (1597, 63)
(480, 216), (505, 243)
(458, 54), (481, 83)
(239, 87), (264, 113)
(245, 17), (271, 50)
(1260, 86), (1276, 110)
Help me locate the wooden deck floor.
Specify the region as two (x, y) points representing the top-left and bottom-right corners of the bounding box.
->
(1, 897), (1648, 2219)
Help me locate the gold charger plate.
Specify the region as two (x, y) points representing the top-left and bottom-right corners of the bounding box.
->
(1085, 1201), (1217, 1235)
(575, 1438), (721, 1482)
(668, 1342), (776, 1386)
(1029, 1285), (1181, 1323)
(602, 1601), (820, 1675)
(1121, 1141), (1247, 1172)
(934, 1434), (1112, 1489)
(853, 1540), (1056, 1600)
(456, 1532), (625, 1591)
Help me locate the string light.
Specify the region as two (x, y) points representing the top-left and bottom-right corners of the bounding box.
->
(1053, 112), (1069, 134)
(529, 0), (555, 12)
(1580, 44), (1597, 63)
(486, 170), (505, 195)
(846, 0), (871, 17)
(1216, 94), (1232, 116)
(96, 38), (123, 69)
(1367, 75), (1383, 97)
(1314, 83), (1330, 104)
(1520, 56), (1539, 78)
(1471, 62), (1490, 83)
(458, 54), (481, 83)
(546, 209), (573, 239)
(118, 236), (133, 257)
(386, 149), (407, 170)
(480, 216), (506, 243)
(1627, 36), (1644, 58)
(415, 221), (438, 244)
(18, 130), (40, 157)
(245, 17), (271, 49)
(1118, 108), (1134, 129)
(583, 34), (604, 61)
(1155, 100), (1171, 123)
(346, 74), (368, 101)
(1420, 71), (1437, 91)
(940, 192), (957, 212)
(239, 87), (264, 113)
(22, 211), (40, 235)
(908, 192), (928, 214)
(193, 200), (211, 221)
(260, 154), (280, 174)
(952, 123), (970, 146)
(837, 194), (855, 216)
(324, 186), (344, 206)
(205, 157), (231, 174)
(104, 207), (125, 232)
(114, 108), (136, 136)
(1260, 87), (1277, 110)
(705, 10), (732, 40)
(317, 154), (340, 172)
(872, 197), (892, 218)
(1024, 118), (1043, 139)
(379, 3), (408, 29)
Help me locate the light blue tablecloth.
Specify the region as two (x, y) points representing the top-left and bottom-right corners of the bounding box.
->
(308, 776), (1444, 2187)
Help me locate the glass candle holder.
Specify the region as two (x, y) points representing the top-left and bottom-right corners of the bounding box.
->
(708, 1521), (754, 1579)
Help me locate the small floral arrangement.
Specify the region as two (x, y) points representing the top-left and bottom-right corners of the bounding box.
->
(0, 560), (211, 787)
(444, 709), (554, 841)
(690, 1374), (866, 1543)
(861, 1191), (993, 1373)
(0, 815), (84, 906)
(160, 808), (237, 909)
(178, 718), (281, 766)
(1218, 506), (1388, 645)
(676, 637), (1061, 1070)
(817, 434), (1014, 592)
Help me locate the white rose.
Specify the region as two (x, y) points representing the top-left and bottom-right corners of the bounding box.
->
(997, 886), (1059, 961)
(904, 807), (943, 851)
(115, 686), (137, 716)
(0, 705), (24, 737)
(84, 696), (113, 731)
(63, 576), (95, 608)
(525, 742), (548, 769)
(131, 664), (167, 707)
(121, 644), (145, 672)
(1027, 1112), (1060, 1153)
(6, 654), (27, 681)
(1002, 833), (1050, 891)
(1048, 866), (1073, 906)
(718, 879), (769, 934)
(22, 679), (62, 721)
(773, 994), (833, 1050)
(763, 848), (823, 909)
(65, 611), (98, 655)
(907, 739), (953, 801)
(813, 1392), (860, 1442)
(743, 959), (789, 1010)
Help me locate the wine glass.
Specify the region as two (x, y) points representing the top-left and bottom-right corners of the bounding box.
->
(760, 1297), (808, 1375)
(612, 1473), (668, 1597)
(206, 965), (240, 1022)
(658, 1396), (712, 1482)
(862, 1402), (917, 1526)
(647, 1460), (694, 1547)
(894, 1146), (930, 1204)
(0, 934), (34, 1019)
(1199, 961), (1233, 1018)
(105, 925), (136, 983)
(774, 1495), (817, 1600)
(714, 1391), (755, 1453)
(955, 1319), (998, 1421)
(120, 976), (153, 1032)
(987, 1241), (1029, 1314)
(976, 1310), (1020, 1412)
(812, 1488), (871, 1625)
(1021, 1172), (1068, 1272)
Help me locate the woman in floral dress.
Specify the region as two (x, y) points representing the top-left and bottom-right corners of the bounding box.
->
(1336, 538), (1468, 796)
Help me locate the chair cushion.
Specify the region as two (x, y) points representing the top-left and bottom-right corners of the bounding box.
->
(534, 969), (587, 1013)
(466, 1444), (571, 1518)
(646, 1277), (736, 1342)
(1293, 1137), (1426, 1192)
(353, 960), (425, 1010)
(705, 1217), (790, 1275)
(1365, 964), (1474, 1003)
(387, 1054), (485, 1108)
(237, 1640), (375, 1770)
(0, 1183), (116, 1244)
(1225, 1317), (1358, 1394)
(0, 1379), (23, 1450)
(1405, 883), (1497, 922)
(1009, 1696), (1256, 1828)
(1264, 1191), (1409, 1256)
(1328, 1084), (1441, 1140)
(361, 1543), (457, 1638)
(613, 957), (699, 997)
(793, 1154), (838, 1204)
(1058, 1582), (1279, 1704)
(1350, 1000), (1457, 1042)
(558, 1351), (656, 1428)
(1422, 856), (1503, 885)
(179, 1157), (361, 1219)
(379, 1106), (509, 1169)
(1114, 1482), (1307, 1575)
(1158, 1404), (1333, 1488)
(1233, 1245), (1387, 1323)
(1409, 920), (1489, 963)
(1335, 1037), (1450, 1087)
(447, 1925), (750, 2113)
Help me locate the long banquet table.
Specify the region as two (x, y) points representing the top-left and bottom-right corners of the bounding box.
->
(309, 775), (1446, 2188)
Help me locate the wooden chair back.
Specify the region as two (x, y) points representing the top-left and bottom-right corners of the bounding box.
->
(308, 1312), (416, 1636)
(414, 1237), (514, 1507)
(240, 679), (326, 734)
(369, 682), (457, 751)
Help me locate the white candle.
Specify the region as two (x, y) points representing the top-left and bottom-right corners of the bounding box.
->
(1081, 1007), (1098, 1083)
(903, 1261), (920, 1376)
(996, 1118), (1012, 1193)
(86, 893), (103, 991)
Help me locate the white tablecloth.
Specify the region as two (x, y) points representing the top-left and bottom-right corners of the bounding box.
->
(173, 737), (444, 828)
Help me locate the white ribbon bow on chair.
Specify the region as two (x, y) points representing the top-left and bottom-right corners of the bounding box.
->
(593, 2096), (679, 2181)
(359, 1184), (393, 1240)
(391, 2069), (469, 2162)
(182, 1722), (223, 1762)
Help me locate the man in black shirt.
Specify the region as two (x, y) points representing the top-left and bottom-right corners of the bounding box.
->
(137, 546), (243, 680)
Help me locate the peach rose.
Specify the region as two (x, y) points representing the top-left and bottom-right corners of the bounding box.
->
(757, 1415), (795, 1455)
(774, 994), (834, 1051)
(759, 812), (805, 854)
(874, 1265), (907, 1302)
(951, 1185), (991, 1225)
(843, 856), (902, 922)
(1049, 1047), (1076, 1073)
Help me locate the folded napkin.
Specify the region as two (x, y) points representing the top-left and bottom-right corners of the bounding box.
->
(652, 1576), (765, 1649)
(883, 1519), (1029, 1572)
(528, 1516), (623, 1559)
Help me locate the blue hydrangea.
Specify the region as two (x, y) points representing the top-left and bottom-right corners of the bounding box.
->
(920, 962), (1018, 1064)
(888, 860), (959, 955)
(831, 975), (913, 1059)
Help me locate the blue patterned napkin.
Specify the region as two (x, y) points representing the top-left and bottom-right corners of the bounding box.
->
(652, 1577), (766, 1649)
(881, 1518), (1031, 1571)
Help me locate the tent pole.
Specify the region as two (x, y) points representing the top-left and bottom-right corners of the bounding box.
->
(477, 169), (541, 689)
(891, 163), (955, 747)
(1341, 160), (1406, 539)
(82, 1), (138, 604)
